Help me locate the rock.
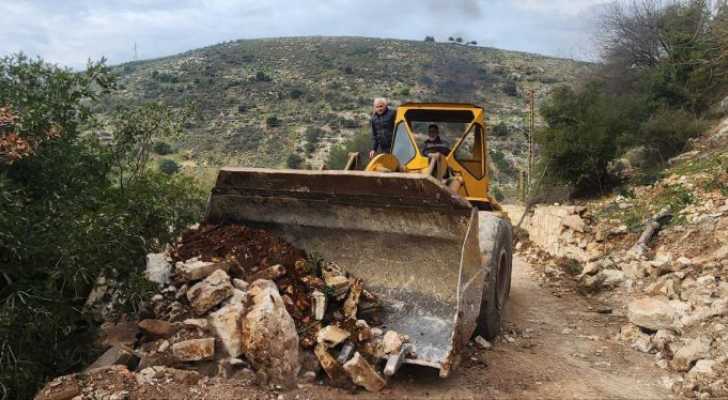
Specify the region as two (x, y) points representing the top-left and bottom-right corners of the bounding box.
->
(618, 324), (642, 342)
(343, 278), (363, 319)
(241, 280), (300, 388)
(158, 340), (170, 352)
(474, 336), (492, 350)
(627, 297), (677, 331)
(632, 334), (654, 353)
(137, 366), (201, 385)
(317, 325), (350, 348)
(35, 376), (81, 400)
(672, 337), (712, 371)
(580, 273), (606, 292)
(145, 253), (172, 285)
(138, 319), (177, 338)
(680, 299), (728, 327)
(248, 264), (287, 281)
(382, 330), (404, 354)
(183, 318), (210, 331)
(343, 352), (386, 392)
(175, 259), (232, 282)
(314, 343), (352, 388)
(324, 275), (351, 298)
(687, 360), (716, 380)
(186, 269), (234, 315)
(601, 269), (624, 287)
(311, 290), (326, 320)
(580, 261), (602, 276)
(172, 338), (215, 362)
(225, 288), (247, 307)
(100, 321), (140, 348)
(232, 278), (249, 291)
(209, 303), (245, 358)
(562, 214), (586, 232)
(86, 346), (138, 371)
(653, 330), (676, 352)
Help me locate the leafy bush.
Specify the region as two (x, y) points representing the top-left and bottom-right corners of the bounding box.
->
(0, 55), (205, 399)
(255, 71), (272, 82)
(286, 153), (303, 169)
(153, 141), (174, 155)
(503, 80), (518, 97)
(492, 122), (510, 137)
(158, 158), (180, 174)
(304, 127), (324, 154)
(265, 116), (280, 128)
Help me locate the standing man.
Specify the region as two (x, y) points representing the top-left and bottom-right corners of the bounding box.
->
(369, 98), (396, 158)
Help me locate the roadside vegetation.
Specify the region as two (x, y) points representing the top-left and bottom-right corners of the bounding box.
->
(538, 0), (727, 196)
(0, 55), (206, 399)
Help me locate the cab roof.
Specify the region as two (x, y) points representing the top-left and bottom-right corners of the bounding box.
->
(398, 102), (483, 111)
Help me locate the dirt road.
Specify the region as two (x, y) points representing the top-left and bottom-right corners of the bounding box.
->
(286, 256), (674, 399)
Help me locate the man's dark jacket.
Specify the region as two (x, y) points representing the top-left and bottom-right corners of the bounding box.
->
(370, 107), (396, 153)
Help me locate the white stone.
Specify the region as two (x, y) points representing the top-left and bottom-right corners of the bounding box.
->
(687, 360), (716, 380)
(209, 303), (245, 358)
(145, 253), (172, 285)
(241, 280), (299, 388)
(382, 330), (404, 354)
(627, 297), (677, 330)
(672, 337), (712, 371)
(172, 338), (215, 361)
(176, 259), (231, 282)
(186, 269), (234, 315)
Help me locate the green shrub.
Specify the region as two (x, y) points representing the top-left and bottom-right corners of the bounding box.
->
(266, 116), (280, 128)
(492, 122), (510, 137)
(153, 141), (174, 155)
(286, 153), (303, 169)
(0, 55), (205, 399)
(158, 158), (180, 174)
(255, 71), (272, 82)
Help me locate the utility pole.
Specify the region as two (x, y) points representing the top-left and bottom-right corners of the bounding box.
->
(134, 42), (138, 61)
(527, 89), (535, 196)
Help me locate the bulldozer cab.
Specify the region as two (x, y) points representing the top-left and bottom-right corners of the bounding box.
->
(365, 103), (491, 209)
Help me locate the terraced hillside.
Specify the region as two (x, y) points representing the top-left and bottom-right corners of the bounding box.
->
(104, 36), (590, 193)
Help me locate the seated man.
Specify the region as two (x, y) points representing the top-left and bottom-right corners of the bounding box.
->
(422, 124), (451, 156)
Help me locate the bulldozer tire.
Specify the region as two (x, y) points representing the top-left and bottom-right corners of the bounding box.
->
(476, 212), (513, 340)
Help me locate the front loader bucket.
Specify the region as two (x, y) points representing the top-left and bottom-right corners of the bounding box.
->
(204, 167), (484, 376)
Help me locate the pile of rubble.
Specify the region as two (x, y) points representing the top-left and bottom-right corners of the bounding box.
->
(37, 224), (411, 400)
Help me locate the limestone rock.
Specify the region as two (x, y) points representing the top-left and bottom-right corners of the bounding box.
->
(382, 330), (404, 354)
(176, 259), (231, 283)
(317, 325), (350, 348)
(241, 279), (300, 388)
(137, 366), (201, 385)
(172, 338), (215, 362)
(627, 297), (677, 331)
(85, 346), (138, 371)
(145, 253), (172, 286)
(248, 264), (286, 281)
(138, 319), (177, 338)
(209, 303), (245, 358)
(314, 343), (351, 388)
(186, 269), (233, 315)
(343, 352), (386, 392)
(562, 214), (586, 232)
(672, 337), (712, 371)
(687, 359), (716, 380)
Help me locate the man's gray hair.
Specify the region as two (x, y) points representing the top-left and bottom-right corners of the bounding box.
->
(373, 97), (388, 106)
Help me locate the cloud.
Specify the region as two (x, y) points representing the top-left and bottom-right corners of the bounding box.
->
(0, 0), (602, 69)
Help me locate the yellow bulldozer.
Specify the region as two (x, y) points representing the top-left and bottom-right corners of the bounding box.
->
(204, 103), (513, 378)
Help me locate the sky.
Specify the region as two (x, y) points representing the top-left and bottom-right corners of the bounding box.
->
(0, 0), (611, 69)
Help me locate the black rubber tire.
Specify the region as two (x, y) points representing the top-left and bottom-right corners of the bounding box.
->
(476, 212), (513, 340)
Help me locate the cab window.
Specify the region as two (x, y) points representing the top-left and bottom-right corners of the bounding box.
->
(453, 124), (484, 179)
(391, 121), (416, 166)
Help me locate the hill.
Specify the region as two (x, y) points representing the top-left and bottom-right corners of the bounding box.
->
(103, 36), (590, 191)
